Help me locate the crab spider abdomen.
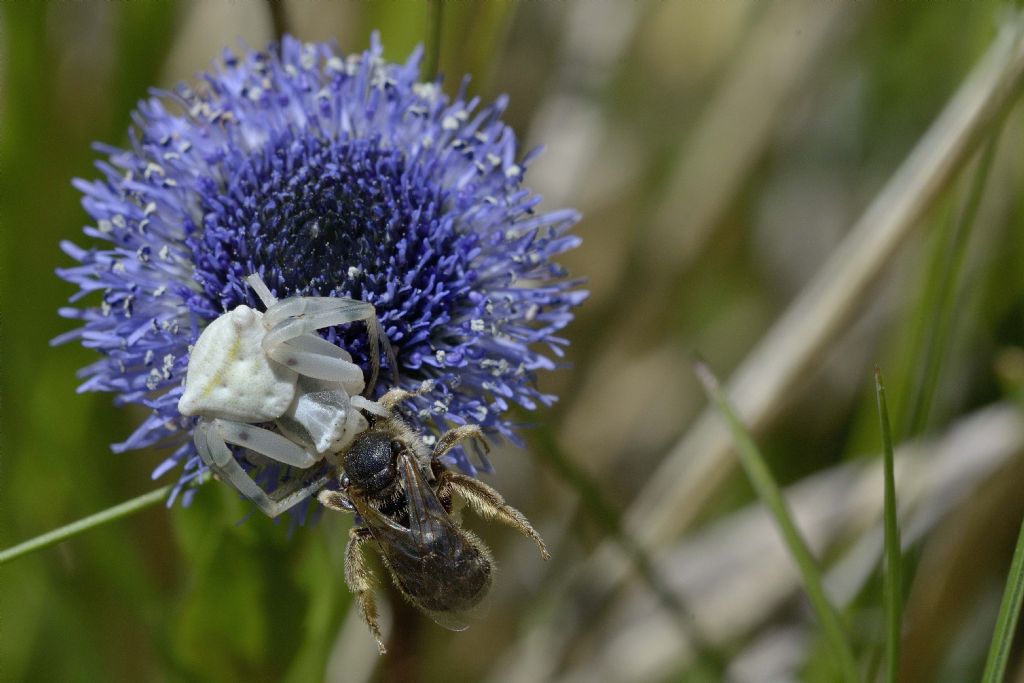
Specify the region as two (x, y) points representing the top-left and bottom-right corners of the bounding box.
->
(178, 305), (297, 422)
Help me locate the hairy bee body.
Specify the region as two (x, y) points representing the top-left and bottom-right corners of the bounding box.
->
(382, 523), (493, 615)
(318, 388), (548, 653)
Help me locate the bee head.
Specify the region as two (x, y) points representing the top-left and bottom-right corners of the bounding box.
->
(344, 431), (402, 494)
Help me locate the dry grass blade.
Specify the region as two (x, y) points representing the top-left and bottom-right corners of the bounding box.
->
(642, 0), (862, 275)
(557, 0), (861, 443)
(633, 14), (1024, 551)
(490, 15), (1024, 683)
(556, 404), (1024, 683)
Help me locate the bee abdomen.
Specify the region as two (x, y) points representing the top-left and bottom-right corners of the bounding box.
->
(396, 539), (493, 613)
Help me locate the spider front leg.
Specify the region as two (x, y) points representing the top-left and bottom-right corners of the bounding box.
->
(269, 333), (366, 395)
(437, 468), (550, 560)
(242, 273), (397, 392)
(194, 418), (328, 517)
(261, 297), (393, 393)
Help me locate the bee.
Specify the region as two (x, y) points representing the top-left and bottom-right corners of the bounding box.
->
(317, 386), (550, 653)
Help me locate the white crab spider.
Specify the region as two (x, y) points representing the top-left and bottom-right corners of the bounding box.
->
(178, 273), (391, 517)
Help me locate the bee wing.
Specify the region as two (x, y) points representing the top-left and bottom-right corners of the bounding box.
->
(348, 452), (456, 554)
(396, 451), (477, 631)
(415, 599), (475, 632)
(397, 450), (462, 556)
(350, 452), (475, 631)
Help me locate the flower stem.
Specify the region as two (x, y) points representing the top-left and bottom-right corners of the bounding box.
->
(424, 0), (444, 81)
(0, 484), (173, 565)
(695, 358), (860, 683)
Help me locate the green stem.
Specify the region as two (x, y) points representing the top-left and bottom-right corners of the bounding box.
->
(423, 0), (443, 81)
(876, 369), (903, 683)
(0, 484), (174, 565)
(982, 517), (1024, 683)
(695, 359), (860, 683)
(901, 131), (1000, 439)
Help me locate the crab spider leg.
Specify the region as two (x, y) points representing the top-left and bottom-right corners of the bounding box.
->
(244, 274), (395, 395)
(263, 301), (379, 356)
(437, 470), (549, 560)
(284, 332), (354, 362)
(273, 336), (366, 388)
(245, 274), (374, 341)
(260, 469), (337, 517)
(351, 395), (390, 418)
(262, 297), (377, 333)
(195, 420), (275, 509)
(262, 300), (384, 387)
(194, 420), (332, 517)
(207, 418), (319, 468)
(245, 273), (278, 308)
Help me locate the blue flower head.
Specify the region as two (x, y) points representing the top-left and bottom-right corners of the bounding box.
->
(56, 36), (585, 512)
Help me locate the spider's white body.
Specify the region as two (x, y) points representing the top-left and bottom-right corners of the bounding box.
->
(178, 274), (388, 517)
(178, 305), (299, 423)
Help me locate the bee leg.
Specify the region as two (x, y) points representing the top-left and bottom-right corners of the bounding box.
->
(345, 526), (387, 654)
(431, 424), (489, 461)
(316, 489), (353, 512)
(438, 470), (550, 561)
(378, 379), (436, 411)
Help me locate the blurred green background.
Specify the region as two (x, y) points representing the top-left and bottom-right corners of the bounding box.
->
(5, 1), (1024, 681)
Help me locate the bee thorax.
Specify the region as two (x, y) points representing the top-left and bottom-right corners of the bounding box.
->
(344, 431), (399, 493)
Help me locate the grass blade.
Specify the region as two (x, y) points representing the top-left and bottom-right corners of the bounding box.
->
(982, 517), (1024, 683)
(695, 359), (860, 683)
(876, 368), (903, 683)
(629, 15), (1024, 547)
(900, 132), (1001, 439)
(488, 18), (1024, 683)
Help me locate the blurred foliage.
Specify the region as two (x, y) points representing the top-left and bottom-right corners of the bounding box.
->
(6, 1), (1024, 682)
